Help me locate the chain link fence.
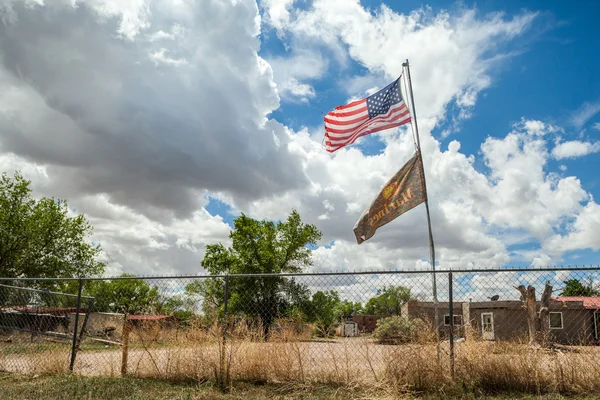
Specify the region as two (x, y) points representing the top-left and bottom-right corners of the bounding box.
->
(1, 267), (599, 392)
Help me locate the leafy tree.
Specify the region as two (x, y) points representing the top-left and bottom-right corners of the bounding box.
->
(365, 285), (412, 317)
(307, 290), (341, 337)
(560, 278), (600, 296)
(154, 293), (196, 325)
(197, 210), (322, 336)
(300, 290), (363, 337)
(86, 274), (159, 314)
(0, 172), (104, 281)
(183, 278), (224, 323)
(337, 299), (364, 319)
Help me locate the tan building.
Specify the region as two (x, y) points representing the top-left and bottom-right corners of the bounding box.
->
(401, 297), (600, 345)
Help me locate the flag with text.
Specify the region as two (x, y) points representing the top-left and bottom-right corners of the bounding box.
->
(353, 152), (426, 244)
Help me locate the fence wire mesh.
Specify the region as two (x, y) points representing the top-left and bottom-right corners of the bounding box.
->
(1, 267), (599, 391)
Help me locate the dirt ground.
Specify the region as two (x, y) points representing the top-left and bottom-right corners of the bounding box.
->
(1, 337), (398, 380)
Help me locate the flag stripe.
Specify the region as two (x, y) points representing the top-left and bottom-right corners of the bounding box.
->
(325, 104), (409, 135)
(333, 98), (365, 111)
(328, 105), (368, 119)
(326, 111), (411, 146)
(324, 113), (369, 126)
(326, 119), (411, 152)
(326, 113), (411, 148)
(325, 104), (408, 136)
(322, 78), (411, 152)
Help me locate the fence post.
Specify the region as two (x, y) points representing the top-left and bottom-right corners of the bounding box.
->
(121, 313), (130, 376)
(449, 271), (455, 379)
(69, 278), (83, 372)
(223, 274), (230, 319)
(219, 274), (230, 390)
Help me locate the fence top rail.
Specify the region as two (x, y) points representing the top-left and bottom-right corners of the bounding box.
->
(0, 283), (95, 299)
(0, 265), (599, 281)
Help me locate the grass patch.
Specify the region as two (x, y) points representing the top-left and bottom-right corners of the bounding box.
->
(0, 373), (597, 400)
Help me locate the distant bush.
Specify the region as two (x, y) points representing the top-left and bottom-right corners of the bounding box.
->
(373, 316), (427, 344)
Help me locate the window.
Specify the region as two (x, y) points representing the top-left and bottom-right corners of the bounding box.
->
(549, 312), (563, 329)
(444, 315), (463, 326)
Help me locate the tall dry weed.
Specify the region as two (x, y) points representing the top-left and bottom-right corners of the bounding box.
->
(13, 315), (600, 397)
(30, 349), (70, 374)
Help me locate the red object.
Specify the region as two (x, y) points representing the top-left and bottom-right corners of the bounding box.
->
(553, 296), (600, 309)
(323, 78), (411, 152)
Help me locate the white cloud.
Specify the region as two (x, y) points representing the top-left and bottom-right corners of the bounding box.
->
(480, 126), (588, 238)
(519, 118), (561, 136)
(0, 0), (304, 274)
(267, 49), (328, 101)
(552, 140), (600, 159)
(150, 48), (187, 66)
(544, 202), (600, 255)
(1, 0), (597, 281)
(531, 253), (552, 268)
(570, 101), (600, 129)
(262, 0), (295, 33)
(0, 0), (306, 217)
(594, 122), (600, 131)
(269, 1), (537, 129)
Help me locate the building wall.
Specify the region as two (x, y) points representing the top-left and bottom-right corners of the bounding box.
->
(403, 301), (464, 339)
(467, 307), (529, 342)
(548, 308), (596, 345)
(352, 315), (378, 333)
(406, 300), (599, 345)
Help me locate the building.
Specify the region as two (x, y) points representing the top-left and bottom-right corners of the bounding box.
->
(0, 306), (88, 334)
(402, 297), (600, 345)
(352, 315), (379, 333)
(335, 320), (358, 337)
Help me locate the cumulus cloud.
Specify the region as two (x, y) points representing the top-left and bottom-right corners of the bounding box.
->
(265, 0), (537, 129)
(552, 140), (600, 159)
(262, 0), (295, 33)
(1, 0), (598, 280)
(266, 49), (328, 102)
(0, 0), (307, 219)
(544, 202), (600, 255)
(519, 119), (561, 137)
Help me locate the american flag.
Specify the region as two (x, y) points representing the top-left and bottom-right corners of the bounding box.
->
(323, 78), (411, 152)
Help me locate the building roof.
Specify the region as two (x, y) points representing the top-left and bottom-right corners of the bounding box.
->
(552, 297), (600, 309)
(1, 306), (90, 315)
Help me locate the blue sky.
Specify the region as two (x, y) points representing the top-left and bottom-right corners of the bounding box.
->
(204, 0), (600, 270)
(1, 0), (599, 276)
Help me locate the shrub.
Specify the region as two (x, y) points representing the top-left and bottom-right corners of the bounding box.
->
(373, 316), (427, 344)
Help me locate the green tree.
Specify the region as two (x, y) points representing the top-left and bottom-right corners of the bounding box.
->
(300, 291), (363, 337)
(0, 172), (104, 281)
(365, 285), (412, 317)
(308, 290), (341, 337)
(197, 210), (321, 336)
(337, 299), (364, 319)
(86, 274), (159, 314)
(560, 278), (600, 296)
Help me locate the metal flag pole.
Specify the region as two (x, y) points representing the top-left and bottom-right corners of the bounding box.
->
(402, 59), (440, 361)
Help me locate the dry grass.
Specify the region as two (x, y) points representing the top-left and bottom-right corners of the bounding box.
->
(455, 340), (600, 394)
(3, 321), (600, 397)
